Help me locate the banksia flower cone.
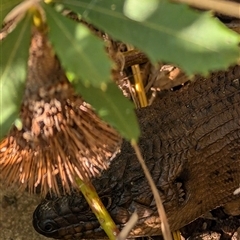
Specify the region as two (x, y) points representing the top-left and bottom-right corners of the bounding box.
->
(0, 28), (121, 195)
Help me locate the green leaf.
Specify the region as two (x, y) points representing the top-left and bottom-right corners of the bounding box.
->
(72, 80), (140, 141)
(0, 14), (32, 140)
(61, 0), (240, 75)
(0, 0), (22, 26)
(124, 0), (159, 22)
(43, 3), (113, 87)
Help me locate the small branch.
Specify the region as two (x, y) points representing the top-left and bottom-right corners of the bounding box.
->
(127, 44), (148, 107)
(116, 212), (138, 240)
(172, 0), (240, 19)
(131, 141), (173, 240)
(76, 178), (119, 240)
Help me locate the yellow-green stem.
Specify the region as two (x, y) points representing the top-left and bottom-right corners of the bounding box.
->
(76, 178), (119, 240)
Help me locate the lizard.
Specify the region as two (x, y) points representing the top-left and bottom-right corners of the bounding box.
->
(33, 64), (240, 239)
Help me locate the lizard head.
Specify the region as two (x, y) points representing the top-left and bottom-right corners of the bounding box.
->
(32, 190), (141, 239)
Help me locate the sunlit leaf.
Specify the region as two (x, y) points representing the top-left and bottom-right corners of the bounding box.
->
(0, 14), (32, 140)
(43, 3), (113, 87)
(61, 0), (240, 75)
(73, 80), (140, 141)
(124, 0), (159, 22)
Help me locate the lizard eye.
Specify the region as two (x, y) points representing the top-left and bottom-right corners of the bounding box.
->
(42, 219), (58, 233)
(101, 196), (112, 209)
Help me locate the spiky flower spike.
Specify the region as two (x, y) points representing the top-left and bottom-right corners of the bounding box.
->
(0, 28), (122, 195)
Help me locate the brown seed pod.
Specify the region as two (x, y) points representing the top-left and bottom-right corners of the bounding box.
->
(0, 28), (122, 195)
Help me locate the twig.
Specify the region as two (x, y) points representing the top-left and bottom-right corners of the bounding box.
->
(76, 178), (119, 240)
(116, 212), (138, 240)
(127, 44), (148, 107)
(131, 141), (173, 240)
(172, 0), (240, 19)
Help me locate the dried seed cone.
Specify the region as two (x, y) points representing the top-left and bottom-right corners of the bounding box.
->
(0, 29), (121, 195)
